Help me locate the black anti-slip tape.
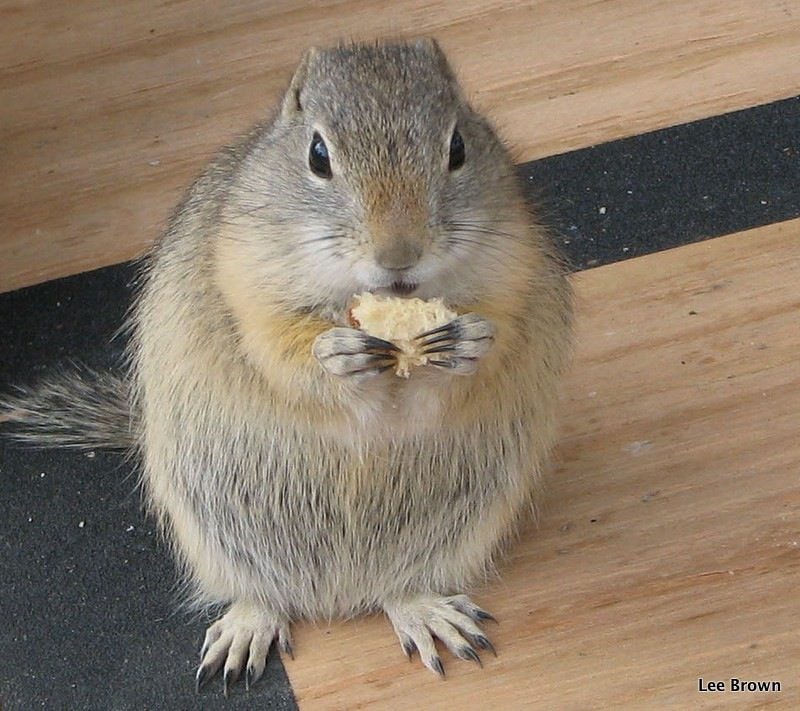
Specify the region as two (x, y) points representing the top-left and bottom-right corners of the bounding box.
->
(1, 95), (798, 710)
(522, 94), (800, 270)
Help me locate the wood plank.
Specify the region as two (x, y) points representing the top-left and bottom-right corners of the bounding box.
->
(1, 0), (799, 291)
(284, 218), (800, 709)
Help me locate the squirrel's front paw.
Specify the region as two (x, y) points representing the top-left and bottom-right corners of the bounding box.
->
(313, 327), (399, 381)
(415, 313), (495, 375)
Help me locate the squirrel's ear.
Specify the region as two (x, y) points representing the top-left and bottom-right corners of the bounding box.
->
(281, 47), (319, 118)
(414, 37), (460, 86)
(413, 36), (442, 55)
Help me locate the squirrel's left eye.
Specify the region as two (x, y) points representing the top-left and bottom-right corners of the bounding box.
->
(309, 132), (333, 179)
(448, 129), (465, 171)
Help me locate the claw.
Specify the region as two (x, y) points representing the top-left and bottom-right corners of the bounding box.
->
(363, 335), (401, 353)
(473, 634), (497, 657)
(430, 655), (445, 678)
(199, 628), (219, 661)
(223, 668), (236, 698)
(415, 329), (456, 349)
(279, 636), (295, 660)
(196, 664), (213, 693)
(417, 321), (455, 340)
(402, 639), (417, 660)
(459, 646), (482, 667)
(473, 608), (498, 624)
(421, 343), (458, 355)
(245, 655), (268, 691)
(427, 358), (458, 369)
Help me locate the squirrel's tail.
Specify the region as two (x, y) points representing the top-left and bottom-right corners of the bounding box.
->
(0, 365), (136, 451)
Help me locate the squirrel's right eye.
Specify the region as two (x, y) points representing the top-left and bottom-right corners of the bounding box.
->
(309, 132), (332, 179)
(448, 128), (465, 171)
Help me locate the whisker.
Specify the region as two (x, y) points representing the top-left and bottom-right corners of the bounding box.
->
(297, 234), (344, 247)
(444, 219), (528, 243)
(228, 200), (276, 219)
(443, 233), (520, 261)
(439, 217), (539, 262)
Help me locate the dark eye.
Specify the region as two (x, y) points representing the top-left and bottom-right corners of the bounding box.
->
(448, 128), (465, 171)
(309, 132), (332, 179)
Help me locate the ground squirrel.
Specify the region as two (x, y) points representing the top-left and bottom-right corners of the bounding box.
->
(1, 38), (573, 693)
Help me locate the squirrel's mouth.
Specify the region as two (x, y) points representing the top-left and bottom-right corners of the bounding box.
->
(389, 281), (417, 296)
(370, 281), (418, 297)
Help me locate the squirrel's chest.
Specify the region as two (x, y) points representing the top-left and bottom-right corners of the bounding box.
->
(345, 375), (451, 441)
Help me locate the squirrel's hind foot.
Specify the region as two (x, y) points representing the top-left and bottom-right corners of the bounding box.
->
(196, 601), (292, 696)
(383, 593), (497, 677)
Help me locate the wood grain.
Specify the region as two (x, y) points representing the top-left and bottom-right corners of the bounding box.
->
(284, 218), (800, 709)
(2, 0), (799, 291)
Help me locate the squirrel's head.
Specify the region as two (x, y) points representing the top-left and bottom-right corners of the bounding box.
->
(222, 39), (532, 318)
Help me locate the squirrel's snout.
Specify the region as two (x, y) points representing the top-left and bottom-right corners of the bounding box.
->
(374, 239), (423, 271)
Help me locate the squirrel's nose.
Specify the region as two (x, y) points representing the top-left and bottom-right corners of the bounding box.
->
(374, 239), (422, 271)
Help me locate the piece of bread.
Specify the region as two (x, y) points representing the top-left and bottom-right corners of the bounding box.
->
(349, 293), (457, 377)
